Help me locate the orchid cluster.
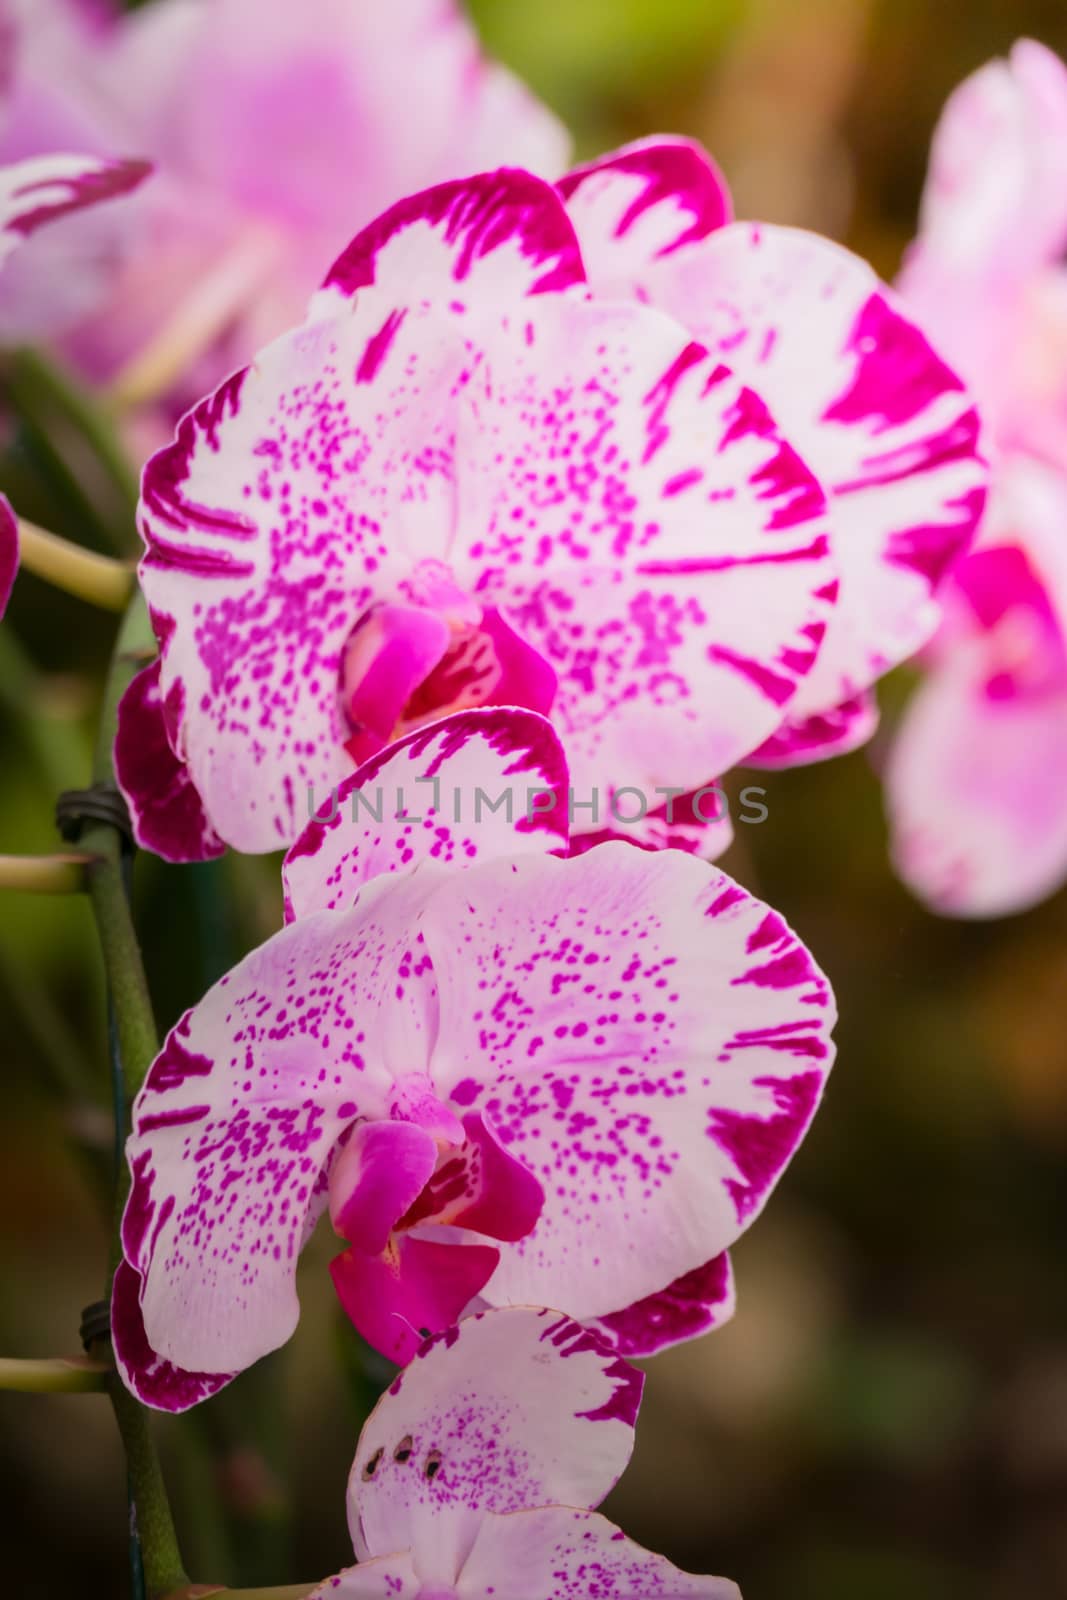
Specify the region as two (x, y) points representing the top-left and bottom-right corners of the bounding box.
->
(1, 2), (1061, 1596)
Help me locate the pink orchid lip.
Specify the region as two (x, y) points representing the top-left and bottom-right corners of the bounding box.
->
(326, 1103), (545, 1363)
(342, 595), (557, 768)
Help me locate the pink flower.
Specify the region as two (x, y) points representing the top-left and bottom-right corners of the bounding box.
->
(0, 496), (17, 618)
(0, 0), (569, 408)
(0, 142), (149, 617)
(306, 1307), (738, 1600)
(559, 139), (987, 765)
(887, 459), (1067, 916)
(887, 42), (1067, 915)
(113, 709), (835, 1410)
(117, 151), (982, 863)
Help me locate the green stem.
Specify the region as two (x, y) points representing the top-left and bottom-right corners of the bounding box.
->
(16, 517), (135, 611)
(109, 1377), (188, 1598)
(0, 1356), (108, 1393)
(77, 592), (187, 1597)
(0, 852), (90, 893)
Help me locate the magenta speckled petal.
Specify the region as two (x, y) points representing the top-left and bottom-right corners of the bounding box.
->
(458, 1506), (740, 1600)
(0, 152), (150, 268)
(114, 660), (225, 863)
(750, 688), (879, 768)
(307, 1550), (420, 1598)
(558, 136), (732, 290)
(419, 842), (835, 1322)
(283, 708), (571, 921)
(457, 296), (835, 827)
(347, 1308), (642, 1568)
(315, 169), (584, 312)
(111, 1259), (234, 1412)
(137, 168), (836, 856)
(119, 872), (441, 1400)
(0, 495), (17, 618)
(576, 210), (984, 742)
(137, 300), (466, 852)
(590, 1251), (736, 1358)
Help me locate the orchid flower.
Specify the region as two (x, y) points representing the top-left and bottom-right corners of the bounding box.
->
(113, 708), (835, 1410)
(307, 1307), (738, 1600)
(0, 0), (568, 410)
(0, 145), (150, 617)
(115, 143), (986, 864)
(887, 42), (1067, 916)
(558, 138), (988, 765)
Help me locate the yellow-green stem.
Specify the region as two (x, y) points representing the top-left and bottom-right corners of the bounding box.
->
(0, 852), (90, 893)
(16, 518), (135, 611)
(0, 1356), (108, 1393)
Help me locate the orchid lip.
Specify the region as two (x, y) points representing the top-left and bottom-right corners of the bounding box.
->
(341, 597), (557, 767)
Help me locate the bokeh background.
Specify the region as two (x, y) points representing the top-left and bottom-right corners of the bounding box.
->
(3, 1), (1067, 1595)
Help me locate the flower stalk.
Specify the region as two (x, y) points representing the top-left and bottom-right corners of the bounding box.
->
(75, 589), (188, 1598)
(0, 1356), (108, 1393)
(15, 518), (135, 612)
(0, 852), (91, 893)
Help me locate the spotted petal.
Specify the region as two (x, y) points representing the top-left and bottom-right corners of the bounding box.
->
(283, 707), (570, 921)
(114, 660), (225, 863)
(457, 1507), (739, 1600)
(347, 1308), (642, 1568)
(562, 150), (986, 758)
(137, 305), (468, 853)
(457, 296), (836, 830)
(307, 1550), (420, 1598)
(419, 843), (836, 1323)
(116, 873), (441, 1408)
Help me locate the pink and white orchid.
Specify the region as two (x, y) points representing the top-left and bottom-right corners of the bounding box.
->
(887, 42), (1067, 916)
(117, 149), (983, 864)
(0, 144), (149, 271)
(558, 138), (987, 765)
(308, 1307), (738, 1600)
(0, 0), (568, 410)
(0, 142), (149, 619)
(113, 708), (835, 1410)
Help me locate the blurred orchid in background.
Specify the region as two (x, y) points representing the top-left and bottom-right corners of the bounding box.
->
(114, 708), (835, 1406)
(0, 0), (568, 417)
(888, 40), (1067, 916)
(307, 1307), (739, 1599)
